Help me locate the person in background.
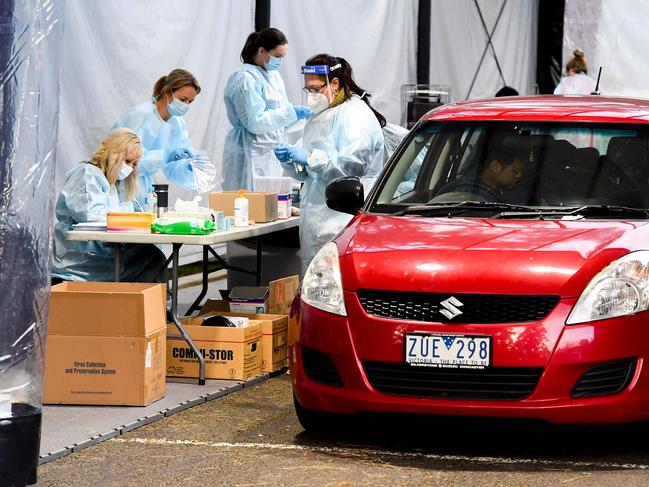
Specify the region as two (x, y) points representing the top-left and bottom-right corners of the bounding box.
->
(495, 85), (519, 97)
(554, 49), (597, 95)
(222, 27), (311, 191)
(51, 129), (167, 283)
(274, 54), (385, 274)
(111, 68), (201, 204)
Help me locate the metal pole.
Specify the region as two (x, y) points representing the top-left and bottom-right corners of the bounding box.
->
(186, 245), (210, 315)
(170, 243), (205, 385)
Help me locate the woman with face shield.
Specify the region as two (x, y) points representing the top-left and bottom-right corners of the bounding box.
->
(111, 69), (203, 205)
(51, 129), (167, 283)
(274, 54), (385, 274)
(222, 28), (312, 191)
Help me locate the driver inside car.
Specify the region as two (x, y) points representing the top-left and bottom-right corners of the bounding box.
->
(432, 144), (527, 203)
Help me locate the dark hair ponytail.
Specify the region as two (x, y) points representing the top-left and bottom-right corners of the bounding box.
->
(305, 53), (386, 127)
(240, 27), (288, 64)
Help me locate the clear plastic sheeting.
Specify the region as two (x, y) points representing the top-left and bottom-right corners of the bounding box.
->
(563, 0), (649, 97)
(0, 0), (62, 483)
(271, 0), (418, 125)
(429, 0), (539, 100)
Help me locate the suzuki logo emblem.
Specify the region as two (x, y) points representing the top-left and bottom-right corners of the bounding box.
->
(439, 296), (464, 320)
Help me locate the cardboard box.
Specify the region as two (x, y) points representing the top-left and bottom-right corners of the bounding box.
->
(269, 275), (299, 314)
(166, 319), (262, 380)
(209, 191), (278, 223)
(107, 211), (155, 233)
(197, 310), (288, 373)
(45, 282), (167, 406)
(228, 286), (269, 314)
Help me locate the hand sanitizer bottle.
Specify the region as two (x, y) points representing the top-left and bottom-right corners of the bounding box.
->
(234, 190), (249, 227)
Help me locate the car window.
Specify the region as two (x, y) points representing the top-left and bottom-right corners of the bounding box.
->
(371, 121), (649, 215)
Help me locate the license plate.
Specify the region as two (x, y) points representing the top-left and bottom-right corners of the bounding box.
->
(405, 333), (491, 369)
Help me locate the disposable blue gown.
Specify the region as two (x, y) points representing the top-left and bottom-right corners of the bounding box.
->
(51, 163), (136, 281)
(111, 100), (196, 203)
(222, 64), (297, 191)
(281, 95), (384, 273)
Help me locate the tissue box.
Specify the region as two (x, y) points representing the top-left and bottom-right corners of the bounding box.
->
(228, 286), (269, 314)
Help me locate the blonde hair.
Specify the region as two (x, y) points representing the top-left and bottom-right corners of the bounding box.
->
(567, 49), (588, 75)
(152, 68), (201, 100)
(90, 128), (142, 201)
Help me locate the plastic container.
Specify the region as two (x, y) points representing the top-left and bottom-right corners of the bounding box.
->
(144, 191), (157, 213)
(234, 190), (249, 227)
(277, 193), (291, 219)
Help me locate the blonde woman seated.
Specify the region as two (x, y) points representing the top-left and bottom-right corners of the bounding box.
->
(51, 128), (166, 283)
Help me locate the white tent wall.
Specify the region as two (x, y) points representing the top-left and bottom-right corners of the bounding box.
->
(429, 0), (539, 101)
(56, 0), (255, 196)
(270, 0), (418, 125)
(563, 0), (648, 97)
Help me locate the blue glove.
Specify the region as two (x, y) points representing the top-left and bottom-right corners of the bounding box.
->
(274, 143), (290, 162)
(293, 105), (312, 120)
(287, 146), (308, 165)
(165, 148), (193, 163)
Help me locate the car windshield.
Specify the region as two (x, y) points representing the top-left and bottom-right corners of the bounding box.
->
(369, 121), (649, 218)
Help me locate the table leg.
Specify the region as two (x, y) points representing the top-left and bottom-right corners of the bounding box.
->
(256, 236), (262, 286)
(114, 244), (121, 282)
(186, 245), (209, 315)
(169, 242), (206, 385)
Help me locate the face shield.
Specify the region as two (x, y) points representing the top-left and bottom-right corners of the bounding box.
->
(301, 63), (341, 115)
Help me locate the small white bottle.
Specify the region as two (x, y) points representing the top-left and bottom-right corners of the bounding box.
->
(234, 189), (249, 227)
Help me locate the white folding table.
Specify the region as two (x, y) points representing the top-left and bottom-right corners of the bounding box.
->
(66, 217), (299, 384)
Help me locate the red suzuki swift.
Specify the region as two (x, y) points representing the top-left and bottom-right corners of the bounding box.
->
(290, 96), (649, 430)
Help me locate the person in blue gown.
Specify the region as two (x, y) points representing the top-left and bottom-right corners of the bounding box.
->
(111, 69), (201, 205)
(52, 129), (166, 282)
(222, 28), (312, 191)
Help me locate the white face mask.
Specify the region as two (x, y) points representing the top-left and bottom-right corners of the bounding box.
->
(117, 163), (133, 181)
(307, 92), (330, 115)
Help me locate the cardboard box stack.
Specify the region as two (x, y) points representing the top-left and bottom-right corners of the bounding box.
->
(166, 319), (263, 380)
(193, 275), (299, 373)
(45, 282), (167, 406)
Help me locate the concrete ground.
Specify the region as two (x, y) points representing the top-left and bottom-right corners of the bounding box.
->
(37, 373), (649, 487)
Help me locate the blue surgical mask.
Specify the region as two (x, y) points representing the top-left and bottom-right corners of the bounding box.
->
(266, 55), (282, 71)
(117, 163), (133, 181)
(167, 95), (189, 117)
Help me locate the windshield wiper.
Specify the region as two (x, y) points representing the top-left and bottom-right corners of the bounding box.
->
(494, 205), (649, 220)
(562, 205), (649, 218)
(393, 201), (539, 217)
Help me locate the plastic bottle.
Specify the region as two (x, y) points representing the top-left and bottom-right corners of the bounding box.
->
(234, 189), (249, 227)
(144, 191), (157, 213)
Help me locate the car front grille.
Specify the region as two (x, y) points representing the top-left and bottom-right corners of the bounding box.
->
(363, 361), (543, 400)
(301, 346), (343, 387)
(357, 289), (559, 324)
(571, 359), (636, 398)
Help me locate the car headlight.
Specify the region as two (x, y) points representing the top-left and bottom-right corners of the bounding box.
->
(301, 242), (347, 316)
(566, 251), (649, 325)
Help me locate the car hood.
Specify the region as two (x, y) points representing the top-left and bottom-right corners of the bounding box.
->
(338, 215), (648, 298)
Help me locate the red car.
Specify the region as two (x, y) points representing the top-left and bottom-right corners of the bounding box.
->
(290, 95), (649, 429)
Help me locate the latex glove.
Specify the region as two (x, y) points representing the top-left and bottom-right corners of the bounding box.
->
(293, 104), (312, 120)
(274, 143), (290, 162)
(287, 146), (308, 165)
(165, 148), (193, 163)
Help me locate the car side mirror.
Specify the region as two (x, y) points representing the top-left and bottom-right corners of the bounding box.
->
(325, 176), (364, 215)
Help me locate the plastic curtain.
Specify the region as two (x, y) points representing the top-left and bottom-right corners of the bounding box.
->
(55, 0), (255, 196)
(563, 0), (649, 97)
(429, 0), (539, 100)
(0, 0), (63, 484)
(271, 0), (418, 125)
